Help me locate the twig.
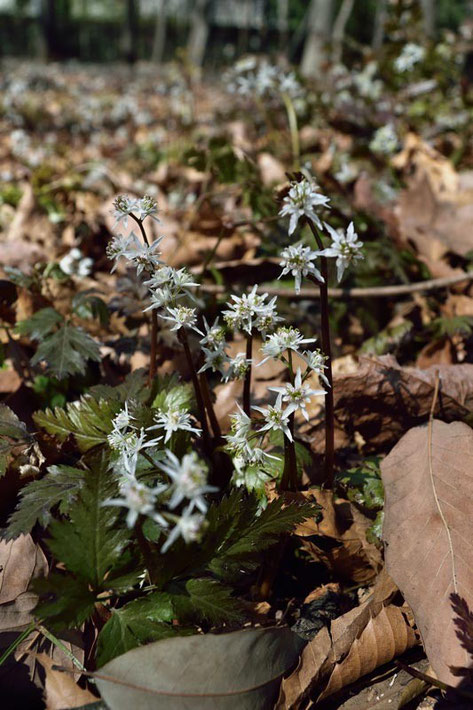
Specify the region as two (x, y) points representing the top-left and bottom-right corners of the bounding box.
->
(196, 271), (473, 299)
(243, 333), (253, 417)
(395, 660), (473, 701)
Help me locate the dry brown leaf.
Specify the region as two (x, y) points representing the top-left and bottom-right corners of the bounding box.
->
(296, 490), (383, 583)
(35, 653), (96, 710)
(309, 355), (473, 453)
(277, 570), (416, 708)
(382, 419), (473, 685)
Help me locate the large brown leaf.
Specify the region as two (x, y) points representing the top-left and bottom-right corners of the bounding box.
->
(277, 570), (417, 708)
(382, 419), (473, 684)
(309, 355), (473, 455)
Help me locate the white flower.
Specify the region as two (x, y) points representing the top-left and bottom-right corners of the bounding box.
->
(223, 286), (277, 335)
(199, 317), (226, 349)
(269, 368), (325, 421)
(370, 124), (398, 156)
(112, 194), (138, 229)
(198, 344), (228, 376)
(148, 407), (201, 443)
(107, 428), (162, 476)
(135, 194), (160, 222)
(103, 473), (168, 529)
(300, 349), (330, 387)
(321, 221), (364, 282)
(279, 179), (330, 234)
(334, 162), (357, 185)
(161, 507), (207, 553)
(107, 231), (163, 274)
(106, 233), (134, 270)
(253, 394), (293, 442)
(394, 43), (425, 72)
(279, 244), (324, 293)
(111, 402), (135, 431)
(157, 451), (217, 513)
(59, 248), (93, 277)
(260, 326), (316, 364)
(160, 305), (202, 335)
(223, 352), (252, 382)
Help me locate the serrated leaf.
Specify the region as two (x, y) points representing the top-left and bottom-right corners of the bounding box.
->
(90, 369), (148, 404)
(46, 454), (131, 590)
(5, 465), (85, 539)
(152, 380), (193, 412)
(72, 290), (110, 326)
(96, 593), (177, 667)
(173, 578), (244, 625)
(16, 307), (63, 340)
(34, 573), (96, 629)
(34, 395), (121, 452)
(0, 404), (33, 475)
(31, 322), (101, 379)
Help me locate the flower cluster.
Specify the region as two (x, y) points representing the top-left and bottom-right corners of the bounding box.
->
(279, 178), (330, 234)
(222, 285), (280, 335)
(104, 400), (214, 552)
(322, 222), (364, 282)
(369, 124), (399, 156)
(394, 43), (426, 73)
(59, 248), (93, 278)
(226, 57), (302, 100)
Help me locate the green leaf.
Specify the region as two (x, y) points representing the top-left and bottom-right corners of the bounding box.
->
(72, 290), (110, 326)
(90, 369), (148, 404)
(96, 594), (177, 667)
(5, 465), (86, 538)
(34, 394), (121, 452)
(45, 454), (131, 589)
(0, 404), (33, 475)
(152, 379), (193, 412)
(34, 574), (96, 629)
(31, 322), (101, 379)
(15, 308), (63, 341)
(172, 578), (244, 625)
(336, 457), (384, 511)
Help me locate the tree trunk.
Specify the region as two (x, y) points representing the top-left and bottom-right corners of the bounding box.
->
(420, 0), (435, 38)
(123, 0), (140, 65)
(372, 0), (387, 50)
(300, 0), (334, 79)
(151, 0), (166, 63)
(187, 0), (210, 68)
(331, 0), (355, 64)
(39, 0), (57, 60)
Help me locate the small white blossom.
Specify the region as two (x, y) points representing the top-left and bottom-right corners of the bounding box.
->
(161, 507), (207, 553)
(198, 344), (228, 376)
(223, 286), (278, 335)
(279, 178), (330, 234)
(269, 368), (325, 421)
(157, 450), (217, 513)
(223, 352), (252, 382)
(279, 244), (324, 293)
(300, 349), (330, 387)
(160, 305), (203, 335)
(394, 43), (425, 73)
(253, 394), (293, 442)
(59, 248), (93, 277)
(321, 221), (364, 282)
(112, 194), (138, 229)
(135, 194), (160, 222)
(370, 124), (398, 156)
(199, 317), (226, 349)
(111, 402), (135, 431)
(260, 326), (316, 363)
(148, 407), (201, 443)
(103, 473), (168, 529)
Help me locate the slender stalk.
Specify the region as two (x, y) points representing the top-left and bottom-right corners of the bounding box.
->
(281, 92), (301, 171)
(306, 220), (335, 488)
(280, 350), (298, 491)
(242, 333), (253, 417)
(177, 328), (211, 452)
(199, 372), (221, 439)
(131, 214), (159, 382)
(134, 518), (158, 585)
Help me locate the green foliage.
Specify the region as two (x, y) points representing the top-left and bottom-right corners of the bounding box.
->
(152, 377), (193, 412)
(336, 457), (384, 511)
(90, 369), (149, 404)
(15, 307), (63, 340)
(96, 594), (179, 667)
(33, 574), (97, 629)
(32, 374), (68, 409)
(5, 465), (86, 539)
(0, 404), (33, 476)
(34, 394), (121, 452)
(31, 322), (101, 379)
(360, 320), (413, 356)
(428, 316), (473, 339)
(72, 290), (110, 326)
(171, 578), (245, 625)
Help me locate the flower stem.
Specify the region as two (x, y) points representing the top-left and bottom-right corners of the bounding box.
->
(178, 328), (211, 453)
(243, 333), (253, 417)
(281, 92), (301, 172)
(199, 372), (221, 439)
(131, 214), (159, 383)
(280, 350), (298, 491)
(306, 220), (335, 489)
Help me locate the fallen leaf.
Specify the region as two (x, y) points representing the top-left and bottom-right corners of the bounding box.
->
(35, 653), (96, 710)
(309, 355), (473, 454)
(277, 570), (416, 708)
(382, 419), (473, 684)
(96, 627), (304, 710)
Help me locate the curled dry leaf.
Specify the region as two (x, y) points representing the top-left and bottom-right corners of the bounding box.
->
(35, 653), (96, 710)
(0, 534), (48, 631)
(277, 569), (417, 708)
(309, 355), (473, 454)
(296, 489), (383, 583)
(382, 419), (473, 685)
